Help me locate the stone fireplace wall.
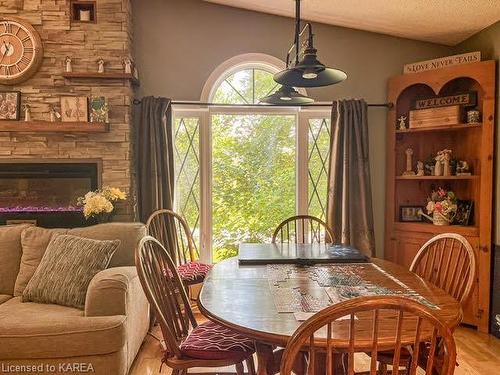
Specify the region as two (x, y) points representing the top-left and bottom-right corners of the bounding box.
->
(0, 0), (135, 221)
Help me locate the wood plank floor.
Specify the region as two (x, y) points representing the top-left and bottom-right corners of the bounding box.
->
(130, 317), (500, 375)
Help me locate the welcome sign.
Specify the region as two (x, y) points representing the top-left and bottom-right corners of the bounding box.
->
(414, 92), (477, 110)
(404, 52), (481, 74)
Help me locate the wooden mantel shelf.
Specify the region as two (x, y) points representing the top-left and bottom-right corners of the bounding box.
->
(62, 72), (140, 86)
(0, 121), (109, 133)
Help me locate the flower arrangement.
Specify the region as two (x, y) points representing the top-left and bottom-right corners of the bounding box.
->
(77, 187), (127, 221)
(422, 188), (457, 225)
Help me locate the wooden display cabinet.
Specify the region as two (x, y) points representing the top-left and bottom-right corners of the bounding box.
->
(384, 61), (496, 332)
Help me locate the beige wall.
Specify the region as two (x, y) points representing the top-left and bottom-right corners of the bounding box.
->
(132, 0), (452, 256)
(454, 21), (500, 245)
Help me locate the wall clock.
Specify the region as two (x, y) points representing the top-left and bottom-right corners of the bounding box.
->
(0, 17), (43, 85)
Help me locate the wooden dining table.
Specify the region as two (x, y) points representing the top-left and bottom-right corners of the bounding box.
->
(198, 243), (462, 375)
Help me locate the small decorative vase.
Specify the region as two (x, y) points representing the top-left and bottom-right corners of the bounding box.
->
(94, 212), (113, 224)
(443, 159), (451, 176)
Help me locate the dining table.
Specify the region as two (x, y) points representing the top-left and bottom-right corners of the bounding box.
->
(198, 243), (462, 375)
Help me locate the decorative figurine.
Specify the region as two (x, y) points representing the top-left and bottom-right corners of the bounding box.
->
(402, 147), (416, 176)
(49, 105), (61, 122)
(97, 58), (105, 73)
(456, 161), (471, 176)
(65, 56), (73, 73)
(24, 104), (31, 122)
(442, 149), (452, 176)
(416, 161), (425, 176)
(434, 151), (443, 176)
(123, 57), (133, 74)
(397, 115), (407, 130)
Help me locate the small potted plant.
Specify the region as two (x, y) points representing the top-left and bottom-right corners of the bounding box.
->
(419, 188), (457, 225)
(78, 186), (126, 223)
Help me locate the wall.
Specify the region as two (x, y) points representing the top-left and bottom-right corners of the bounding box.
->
(0, 0), (135, 220)
(132, 0), (452, 256)
(454, 21), (500, 244)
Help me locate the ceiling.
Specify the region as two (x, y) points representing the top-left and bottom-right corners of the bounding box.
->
(203, 0), (500, 46)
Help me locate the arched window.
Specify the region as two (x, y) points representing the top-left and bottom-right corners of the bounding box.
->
(173, 54), (331, 263)
(212, 68), (279, 104)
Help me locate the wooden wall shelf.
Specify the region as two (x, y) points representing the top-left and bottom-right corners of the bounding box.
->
(396, 175), (479, 180)
(62, 72), (140, 86)
(0, 121), (109, 133)
(396, 123), (481, 134)
(393, 222), (479, 237)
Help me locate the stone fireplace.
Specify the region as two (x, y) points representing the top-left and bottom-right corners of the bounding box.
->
(0, 1), (135, 223)
(0, 160), (101, 227)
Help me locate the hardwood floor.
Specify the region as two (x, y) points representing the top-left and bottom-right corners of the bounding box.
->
(129, 317), (500, 375)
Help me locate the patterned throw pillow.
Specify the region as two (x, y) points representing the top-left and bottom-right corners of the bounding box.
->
(22, 234), (120, 309)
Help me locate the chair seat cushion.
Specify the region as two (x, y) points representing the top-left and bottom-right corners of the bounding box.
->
(177, 262), (213, 285)
(179, 321), (255, 360)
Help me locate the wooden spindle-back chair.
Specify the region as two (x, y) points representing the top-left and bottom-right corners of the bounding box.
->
(272, 215), (334, 244)
(146, 209), (197, 266)
(410, 233), (477, 304)
(280, 296), (457, 375)
(135, 236), (255, 374)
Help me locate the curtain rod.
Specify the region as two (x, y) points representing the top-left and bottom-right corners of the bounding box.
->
(132, 99), (393, 108)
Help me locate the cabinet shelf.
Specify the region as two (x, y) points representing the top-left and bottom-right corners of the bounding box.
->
(0, 121), (109, 133)
(396, 175), (479, 180)
(62, 72), (140, 86)
(396, 123), (481, 134)
(393, 221), (479, 236)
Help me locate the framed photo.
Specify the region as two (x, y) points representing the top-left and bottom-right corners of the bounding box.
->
(60, 96), (88, 122)
(454, 200), (474, 226)
(0, 91), (21, 120)
(89, 96), (109, 123)
(400, 206), (424, 222)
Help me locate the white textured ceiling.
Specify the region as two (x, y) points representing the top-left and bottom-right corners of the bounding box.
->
(203, 0), (500, 45)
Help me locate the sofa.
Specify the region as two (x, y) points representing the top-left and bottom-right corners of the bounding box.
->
(0, 222), (149, 375)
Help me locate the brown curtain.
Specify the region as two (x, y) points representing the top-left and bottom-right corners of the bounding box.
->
(326, 99), (375, 256)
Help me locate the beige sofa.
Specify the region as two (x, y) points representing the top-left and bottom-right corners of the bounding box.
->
(0, 222), (149, 375)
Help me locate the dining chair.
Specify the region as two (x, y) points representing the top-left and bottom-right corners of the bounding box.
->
(146, 209), (212, 287)
(377, 233), (476, 374)
(135, 235), (256, 375)
(272, 215), (334, 244)
(280, 296), (457, 375)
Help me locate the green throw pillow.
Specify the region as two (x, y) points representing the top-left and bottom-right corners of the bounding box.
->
(22, 234), (120, 309)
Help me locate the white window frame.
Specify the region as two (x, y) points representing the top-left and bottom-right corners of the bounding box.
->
(173, 54), (331, 263)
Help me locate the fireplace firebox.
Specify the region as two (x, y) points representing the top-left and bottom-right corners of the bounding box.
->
(0, 161), (101, 228)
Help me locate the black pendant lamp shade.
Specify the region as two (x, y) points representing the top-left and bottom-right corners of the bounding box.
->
(274, 0), (347, 88)
(274, 46), (347, 88)
(260, 85), (314, 105)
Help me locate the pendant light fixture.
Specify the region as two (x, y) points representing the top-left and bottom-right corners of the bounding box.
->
(260, 85), (314, 105)
(273, 0), (347, 88)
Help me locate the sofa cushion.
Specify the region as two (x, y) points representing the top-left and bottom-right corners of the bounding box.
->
(0, 294), (11, 305)
(69, 222), (147, 267)
(0, 297), (126, 359)
(14, 226), (68, 296)
(0, 224), (32, 295)
(22, 235), (120, 309)
(13, 223), (146, 296)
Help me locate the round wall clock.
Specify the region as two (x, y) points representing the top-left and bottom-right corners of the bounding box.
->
(0, 17), (43, 85)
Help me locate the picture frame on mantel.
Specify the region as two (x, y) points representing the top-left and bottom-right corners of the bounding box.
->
(0, 91), (21, 121)
(61, 96), (89, 122)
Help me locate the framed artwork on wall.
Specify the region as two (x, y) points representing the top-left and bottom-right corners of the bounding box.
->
(0, 91), (21, 120)
(399, 206), (424, 222)
(61, 96), (89, 122)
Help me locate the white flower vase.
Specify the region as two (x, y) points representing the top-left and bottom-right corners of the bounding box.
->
(419, 210), (453, 226)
